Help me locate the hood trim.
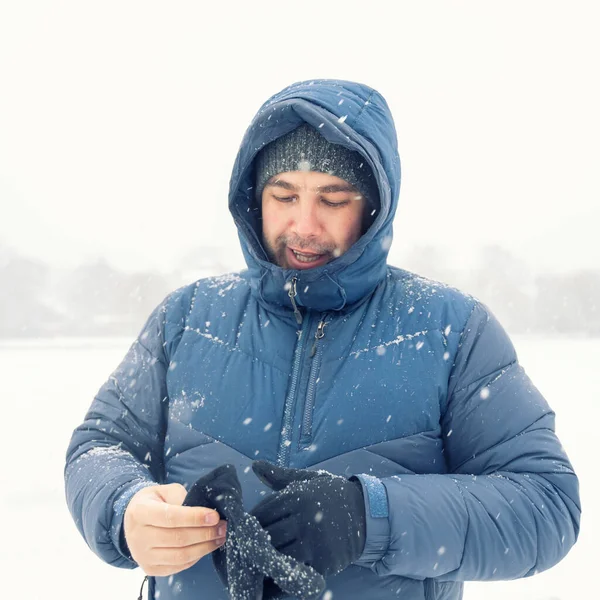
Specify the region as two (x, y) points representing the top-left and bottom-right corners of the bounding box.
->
(228, 81), (400, 314)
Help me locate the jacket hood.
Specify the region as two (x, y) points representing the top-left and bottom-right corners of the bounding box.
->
(228, 79), (401, 314)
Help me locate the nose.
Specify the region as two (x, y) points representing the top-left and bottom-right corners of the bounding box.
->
(293, 201), (321, 238)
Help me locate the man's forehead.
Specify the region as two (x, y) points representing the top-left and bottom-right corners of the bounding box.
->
(265, 173), (357, 194)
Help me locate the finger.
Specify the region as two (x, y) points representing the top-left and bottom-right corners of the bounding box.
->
(260, 517), (298, 550)
(252, 461), (318, 491)
(150, 538), (226, 567)
(148, 521), (227, 548)
(141, 498), (221, 528)
(251, 491), (283, 519)
(252, 497), (292, 528)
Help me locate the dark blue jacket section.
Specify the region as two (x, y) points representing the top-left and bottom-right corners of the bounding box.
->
(65, 80), (580, 600)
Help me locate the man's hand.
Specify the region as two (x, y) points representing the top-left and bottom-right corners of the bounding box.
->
(250, 461), (367, 578)
(123, 483), (227, 577)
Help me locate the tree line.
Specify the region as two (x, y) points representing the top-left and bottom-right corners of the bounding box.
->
(1, 244), (598, 338)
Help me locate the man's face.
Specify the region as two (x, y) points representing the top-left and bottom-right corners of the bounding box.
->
(261, 171), (365, 270)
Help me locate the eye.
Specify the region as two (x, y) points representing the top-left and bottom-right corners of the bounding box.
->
(274, 195), (295, 203)
(322, 198), (350, 207)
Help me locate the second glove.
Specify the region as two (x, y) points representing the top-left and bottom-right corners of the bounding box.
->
(250, 461), (367, 578)
(183, 464), (325, 600)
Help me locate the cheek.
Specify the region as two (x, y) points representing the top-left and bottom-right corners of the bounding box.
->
(337, 212), (363, 247)
(263, 211), (284, 239)
(262, 202), (290, 244)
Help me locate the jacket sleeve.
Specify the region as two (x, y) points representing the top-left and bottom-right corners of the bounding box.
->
(354, 301), (581, 581)
(64, 298), (171, 568)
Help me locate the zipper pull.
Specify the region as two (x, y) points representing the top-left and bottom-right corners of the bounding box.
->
(287, 277), (303, 325)
(137, 576), (148, 600)
(310, 317), (327, 357)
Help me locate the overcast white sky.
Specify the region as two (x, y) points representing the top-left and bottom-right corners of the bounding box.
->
(1, 1), (598, 276)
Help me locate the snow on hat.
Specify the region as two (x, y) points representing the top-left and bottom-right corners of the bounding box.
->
(255, 123), (379, 222)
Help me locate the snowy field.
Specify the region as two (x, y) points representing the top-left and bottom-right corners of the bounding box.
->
(1, 335), (596, 600)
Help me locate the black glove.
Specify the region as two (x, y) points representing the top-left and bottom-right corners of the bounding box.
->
(183, 464), (325, 600)
(250, 461), (367, 579)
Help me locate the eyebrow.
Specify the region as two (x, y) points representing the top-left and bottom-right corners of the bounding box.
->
(265, 178), (357, 194)
(265, 179), (298, 191)
(317, 184), (356, 194)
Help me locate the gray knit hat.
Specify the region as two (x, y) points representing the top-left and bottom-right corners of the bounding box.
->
(255, 123), (379, 219)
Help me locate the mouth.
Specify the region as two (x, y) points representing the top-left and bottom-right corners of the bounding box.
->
(286, 246), (330, 269)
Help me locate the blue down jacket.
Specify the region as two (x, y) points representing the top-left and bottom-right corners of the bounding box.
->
(65, 80), (580, 600)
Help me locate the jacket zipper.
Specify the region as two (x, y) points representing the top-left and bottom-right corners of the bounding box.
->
(309, 316), (327, 357)
(288, 276), (303, 325)
(277, 278), (310, 466)
(301, 314), (328, 446)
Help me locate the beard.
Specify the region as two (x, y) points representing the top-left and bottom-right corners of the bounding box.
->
(264, 233), (337, 268)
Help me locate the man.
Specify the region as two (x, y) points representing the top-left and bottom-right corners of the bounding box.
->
(65, 79), (580, 600)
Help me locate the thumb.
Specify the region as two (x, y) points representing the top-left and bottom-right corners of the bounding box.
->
(252, 460), (319, 491)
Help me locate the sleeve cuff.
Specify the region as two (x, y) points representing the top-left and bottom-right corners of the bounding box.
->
(351, 474), (391, 567)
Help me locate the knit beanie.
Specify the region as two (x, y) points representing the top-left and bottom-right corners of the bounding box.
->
(255, 123), (379, 222)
